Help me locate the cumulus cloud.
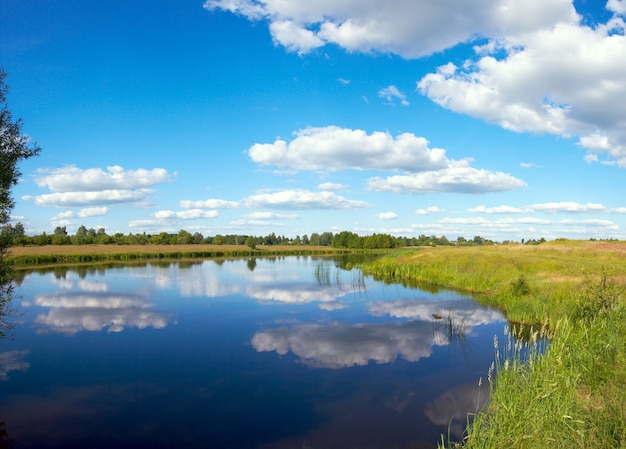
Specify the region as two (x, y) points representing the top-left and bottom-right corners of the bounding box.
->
(247, 126), (448, 172)
(378, 85), (409, 106)
(248, 127), (525, 194)
(30, 166), (173, 207)
(378, 212), (399, 220)
(204, 0), (576, 58)
(418, 10), (626, 166)
(34, 165), (171, 192)
(317, 182), (346, 191)
(34, 189), (155, 207)
(415, 206), (444, 215)
(367, 160), (526, 194)
(244, 189), (368, 210)
(77, 207), (109, 218)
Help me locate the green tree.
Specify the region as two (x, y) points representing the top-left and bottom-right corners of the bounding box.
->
(245, 236), (257, 250)
(0, 69), (41, 336)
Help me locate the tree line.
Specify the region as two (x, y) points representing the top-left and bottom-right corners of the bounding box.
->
(1, 223), (543, 249)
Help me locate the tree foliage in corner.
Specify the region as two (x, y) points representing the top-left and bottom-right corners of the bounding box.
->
(0, 69), (41, 336)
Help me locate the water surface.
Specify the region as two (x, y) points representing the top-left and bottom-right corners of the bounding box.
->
(1, 256), (505, 448)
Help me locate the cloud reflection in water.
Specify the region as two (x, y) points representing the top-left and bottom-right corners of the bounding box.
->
(27, 291), (172, 334)
(0, 350), (30, 380)
(253, 298), (504, 369)
(252, 321), (439, 368)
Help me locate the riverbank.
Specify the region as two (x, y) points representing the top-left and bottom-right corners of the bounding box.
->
(362, 240), (626, 448)
(6, 244), (360, 268)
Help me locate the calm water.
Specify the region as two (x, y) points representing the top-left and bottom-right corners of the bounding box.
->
(1, 256), (506, 449)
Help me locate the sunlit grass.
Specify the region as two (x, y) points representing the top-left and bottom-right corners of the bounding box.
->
(362, 240), (626, 448)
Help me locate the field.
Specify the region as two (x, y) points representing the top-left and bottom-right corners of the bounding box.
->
(362, 240), (626, 448)
(6, 244), (342, 267)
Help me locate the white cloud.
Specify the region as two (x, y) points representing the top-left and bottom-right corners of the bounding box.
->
(244, 211), (300, 220)
(378, 212), (399, 220)
(378, 85), (409, 106)
(468, 205), (525, 214)
(52, 210), (74, 220)
(179, 198), (240, 209)
(248, 126), (448, 172)
(608, 0), (626, 15)
(367, 160), (526, 194)
(317, 182), (346, 191)
(525, 201), (608, 214)
(269, 20), (324, 54)
(418, 12), (626, 166)
(34, 165), (172, 192)
(154, 209), (219, 220)
(30, 166), (173, 208)
(34, 189), (155, 207)
(204, 0), (576, 58)
(77, 207), (109, 218)
(520, 162), (539, 169)
(415, 206), (444, 215)
(244, 189), (368, 210)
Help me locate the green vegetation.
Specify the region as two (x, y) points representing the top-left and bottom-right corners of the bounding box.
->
(0, 69), (41, 336)
(3, 221), (541, 250)
(362, 241), (626, 448)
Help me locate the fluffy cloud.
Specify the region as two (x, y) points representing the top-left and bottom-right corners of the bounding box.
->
(34, 165), (171, 192)
(31, 166), (173, 207)
(317, 182), (346, 191)
(418, 11), (626, 166)
(367, 160), (526, 194)
(244, 189), (368, 210)
(204, 0), (576, 58)
(247, 126), (448, 172)
(34, 189), (155, 207)
(77, 207), (109, 218)
(415, 206), (444, 215)
(249, 126), (526, 194)
(378, 212), (399, 220)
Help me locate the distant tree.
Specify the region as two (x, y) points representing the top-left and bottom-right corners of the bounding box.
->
(244, 236), (257, 250)
(0, 69), (41, 336)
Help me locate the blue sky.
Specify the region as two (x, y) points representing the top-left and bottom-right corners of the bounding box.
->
(2, 0), (626, 241)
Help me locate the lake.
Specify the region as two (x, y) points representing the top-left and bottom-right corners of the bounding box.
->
(0, 256), (506, 448)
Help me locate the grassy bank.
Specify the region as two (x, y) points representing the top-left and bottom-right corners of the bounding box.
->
(362, 240), (626, 448)
(7, 244), (360, 268)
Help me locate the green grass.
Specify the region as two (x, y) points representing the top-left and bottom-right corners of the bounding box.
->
(362, 241), (626, 448)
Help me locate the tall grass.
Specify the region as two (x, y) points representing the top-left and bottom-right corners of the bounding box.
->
(362, 241), (626, 448)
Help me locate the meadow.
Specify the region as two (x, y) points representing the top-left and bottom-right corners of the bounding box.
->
(362, 240), (626, 448)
